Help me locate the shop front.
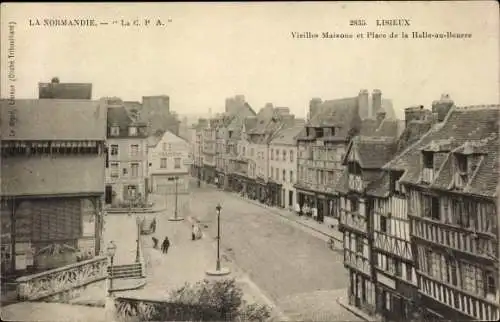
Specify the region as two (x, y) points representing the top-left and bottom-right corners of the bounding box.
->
(267, 180), (282, 207)
(0, 195), (102, 275)
(255, 177), (267, 203)
(203, 165), (216, 184)
(375, 273), (419, 322)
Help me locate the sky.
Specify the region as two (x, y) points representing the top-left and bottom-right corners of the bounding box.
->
(1, 2), (498, 120)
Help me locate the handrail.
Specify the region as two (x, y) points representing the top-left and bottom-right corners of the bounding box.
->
(16, 255), (107, 282)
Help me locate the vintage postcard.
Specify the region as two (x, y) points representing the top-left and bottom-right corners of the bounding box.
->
(0, 1), (499, 321)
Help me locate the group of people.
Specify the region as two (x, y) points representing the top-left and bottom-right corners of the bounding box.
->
(294, 202), (318, 220)
(150, 222), (203, 254)
(152, 236), (170, 254)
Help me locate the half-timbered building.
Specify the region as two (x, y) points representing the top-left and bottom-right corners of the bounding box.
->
(384, 102), (500, 321)
(1, 99), (107, 275)
(295, 90), (397, 226)
(336, 135), (399, 316)
(366, 114), (434, 322)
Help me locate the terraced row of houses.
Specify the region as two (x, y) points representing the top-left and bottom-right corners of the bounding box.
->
(191, 92), (499, 321)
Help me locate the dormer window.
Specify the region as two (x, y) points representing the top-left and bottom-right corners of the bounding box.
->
(129, 126), (137, 136)
(423, 151), (434, 169)
(347, 161), (362, 175)
(455, 154), (469, 189)
(390, 171), (405, 195)
(111, 126), (120, 136)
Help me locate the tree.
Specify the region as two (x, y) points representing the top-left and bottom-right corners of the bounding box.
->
(115, 278), (272, 321)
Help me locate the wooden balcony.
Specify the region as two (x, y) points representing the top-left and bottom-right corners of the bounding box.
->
(340, 210), (367, 234)
(411, 216), (496, 261)
(348, 174), (366, 193)
(421, 168), (434, 184)
(344, 249), (371, 276)
(419, 272), (499, 321)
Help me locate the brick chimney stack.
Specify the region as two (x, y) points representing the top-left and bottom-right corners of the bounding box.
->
(372, 89), (382, 118)
(357, 89), (369, 119)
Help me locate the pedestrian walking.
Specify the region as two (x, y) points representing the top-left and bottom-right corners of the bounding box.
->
(192, 224), (196, 241)
(161, 237), (170, 254)
(150, 218), (157, 233)
(152, 236), (159, 249)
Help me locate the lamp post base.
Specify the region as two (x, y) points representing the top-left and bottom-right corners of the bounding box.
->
(205, 267), (230, 276)
(168, 217), (184, 222)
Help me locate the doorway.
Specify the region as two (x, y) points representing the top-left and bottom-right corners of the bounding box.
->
(105, 185), (113, 204)
(288, 190), (293, 207)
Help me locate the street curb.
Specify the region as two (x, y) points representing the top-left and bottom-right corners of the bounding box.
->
(336, 297), (377, 322)
(105, 208), (167, 215)
(231, 194), (343, 244)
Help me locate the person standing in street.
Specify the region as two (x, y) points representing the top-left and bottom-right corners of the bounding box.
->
(161, 237), (170, 254)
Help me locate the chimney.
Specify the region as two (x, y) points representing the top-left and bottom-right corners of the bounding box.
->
(405, 105), (432, 127)
(309, 98), (323, 120)
(432, 93), (454, 122)
(376, 110), (386, 127)
(371, 89), (382, 117)
(357, 89), (369, 119)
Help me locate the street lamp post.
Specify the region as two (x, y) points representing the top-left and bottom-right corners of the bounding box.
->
(169, 176), (184, 221)
(135, 216), (142, 262)
(106, 241), (117, 321)
(206, 203), (230, 276)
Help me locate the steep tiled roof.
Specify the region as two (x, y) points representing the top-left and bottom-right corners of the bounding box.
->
(344, 136), (398, 169)
(384, 105), (500, 197)
(395, 120), (433, 154)
(299, 98), (362, 141)
(107, 106), (148, 138)
(39, 83), (92, 100)
(376, 119), (400, 137)
(1, 99), (106, 140)
(244, 117), (258, 133)
(269, 125), (303, 146)
(359, 119), (379, 136)
(366, 173), (391, 198)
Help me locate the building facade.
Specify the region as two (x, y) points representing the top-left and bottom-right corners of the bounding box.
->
(147, 131), (190, 195)
(202, 120), (217, 184)
(268, 124), (304, 209)
(336, 136), (400, 317)
(384, 102), (500, 321)
(1, 99), (107, 275)
(105, 102), (149, 207)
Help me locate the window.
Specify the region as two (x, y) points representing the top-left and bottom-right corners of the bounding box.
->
(347, 161), (361, 175)
(423, 151), (434, 169)
(271, 149), (274, 160)
(110, 145), (119, 156)
(350, 198), (359, 213)
(456, 154), (468, 173)
(127, 185), (137, 199)
(174, 158), (181, 169)
(290, 150), (294, 162)
(356, 236), (363, 253)
(122, 168), (128, 176)
(163, 143), (167, 151)
(395, 259), (402, 277)
(283, 150), (287, 161)
(130, 144), (139, 157)
(282, 170), (286, 182)
(111, 162), (119, 178)
(110, 126), (120, 136)
(128, 126), (137, 136)
(423, 195), (440, 220)
(160, 158), (167, 169)
(131, 163), (139, 177)
(275, 149), (279, 160)
(290, 170), (294, 183)
(380, 216), (388, 233)
(448, 259), (458, 286)
(406, 265), (412, 282)
(485, 272), (497, 298)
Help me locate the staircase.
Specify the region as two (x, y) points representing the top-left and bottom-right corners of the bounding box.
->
(108, 263), (144, 280)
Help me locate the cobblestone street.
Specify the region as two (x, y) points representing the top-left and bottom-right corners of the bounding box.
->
(185, 182), (360, 321)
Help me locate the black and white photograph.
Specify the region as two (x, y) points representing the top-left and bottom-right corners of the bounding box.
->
(0, 2), (499, 321)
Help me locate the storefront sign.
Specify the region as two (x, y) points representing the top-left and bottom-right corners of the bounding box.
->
(377, 272), (396, 289)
